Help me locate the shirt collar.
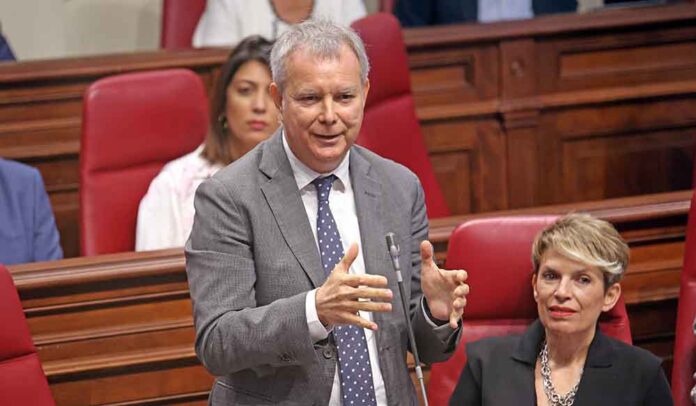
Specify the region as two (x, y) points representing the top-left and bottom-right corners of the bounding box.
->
(281, 128), (351, 191)
(511, 319), (615, 368)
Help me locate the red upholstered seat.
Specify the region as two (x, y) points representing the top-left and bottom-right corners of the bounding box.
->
(351, 13), (450, 218)
(672, 187), (696, 405)
(161, 0), (207, 50)
(427, 216), (632, 406)
(80, 69), (208, 256)
(0, 265), (54, 405)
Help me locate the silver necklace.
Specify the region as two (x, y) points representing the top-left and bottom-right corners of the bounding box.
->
(539, 341), (583, 406)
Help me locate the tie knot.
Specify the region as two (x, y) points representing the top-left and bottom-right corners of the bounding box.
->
(312, 175), (337, 203)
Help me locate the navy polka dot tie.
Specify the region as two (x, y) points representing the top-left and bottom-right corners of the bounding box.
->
(312, 176), (377, 406)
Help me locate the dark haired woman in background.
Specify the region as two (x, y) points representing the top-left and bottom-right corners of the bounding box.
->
(136, 36), (278, 250)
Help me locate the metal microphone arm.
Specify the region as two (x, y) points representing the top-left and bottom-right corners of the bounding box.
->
(385, 233), (429, 406)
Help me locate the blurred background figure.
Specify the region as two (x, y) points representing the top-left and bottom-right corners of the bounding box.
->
(395, 0), (577, 26)
(0, 158), (62, 264)
(135, 35), (279, 251)
(449, 213), (673, 405)
(0, 22), (15, 61)
(193, 0), (367, 47)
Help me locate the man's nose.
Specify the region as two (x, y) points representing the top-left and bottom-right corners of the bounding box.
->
(318, 97), (337, 124)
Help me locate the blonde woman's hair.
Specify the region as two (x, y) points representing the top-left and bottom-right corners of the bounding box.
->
(532, 213), (629, 287)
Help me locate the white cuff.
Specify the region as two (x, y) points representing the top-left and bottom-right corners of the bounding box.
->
(306, 289), (331, 342)
(421, 296), (443, 328)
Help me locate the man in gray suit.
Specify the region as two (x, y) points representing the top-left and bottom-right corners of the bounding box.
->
(186, 19), (469, 405)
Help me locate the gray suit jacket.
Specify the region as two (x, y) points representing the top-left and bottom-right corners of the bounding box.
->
(186, 131), (459, 405)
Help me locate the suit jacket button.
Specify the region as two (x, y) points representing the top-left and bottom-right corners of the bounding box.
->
(322, 348), (333, 359)
(280, 353), (292, 362)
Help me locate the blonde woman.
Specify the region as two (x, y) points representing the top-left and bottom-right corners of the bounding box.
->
(450, 214), (672, 405)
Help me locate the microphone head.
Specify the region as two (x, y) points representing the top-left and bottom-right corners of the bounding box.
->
(385, 232), (396, 249)
(385, 232), (399, 257)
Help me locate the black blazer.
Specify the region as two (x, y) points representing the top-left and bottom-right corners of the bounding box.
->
(449, 320), (673, 405)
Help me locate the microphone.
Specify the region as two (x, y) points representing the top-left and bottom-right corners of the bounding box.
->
(385, 233), (429, 406)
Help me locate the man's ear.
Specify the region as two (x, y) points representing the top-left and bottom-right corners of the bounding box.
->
(361, 79), (370, 108)
(532, 273), (539, 302)
(270, 82), (283, 111)
(602, 283), (621, 312)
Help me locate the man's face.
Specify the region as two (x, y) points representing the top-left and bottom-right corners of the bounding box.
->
(271, 45), (369, 173)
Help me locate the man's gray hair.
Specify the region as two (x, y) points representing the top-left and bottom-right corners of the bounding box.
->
(270, 19), (370, 91)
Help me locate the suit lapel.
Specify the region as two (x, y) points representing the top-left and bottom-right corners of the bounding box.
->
(350, 149), (390, 284)
(259, 132), (325, 288)
(350, 150), (398, 377)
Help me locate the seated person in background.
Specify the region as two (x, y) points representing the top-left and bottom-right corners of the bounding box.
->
(450, 213), (673, 405)
(135, 36), (279, 251)
(0, 158), (62, 264)
(395, 0), (576, 26)
(0, 22), (15, 61)
(193, 0), (366, 48)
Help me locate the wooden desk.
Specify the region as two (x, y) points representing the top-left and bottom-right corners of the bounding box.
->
(1, 4), (695, 259)
(8, 190), (689, 405)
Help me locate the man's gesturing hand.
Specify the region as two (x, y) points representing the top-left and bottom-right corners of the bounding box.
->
(420, 240), (469, 329)
(316, 243), (393, 331)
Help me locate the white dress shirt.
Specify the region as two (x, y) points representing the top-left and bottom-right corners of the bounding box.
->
(478, 0), (534, 22)
(136, 145), (222, 251)
(193, 0), (367, 48)
(282, 134), (388, 406)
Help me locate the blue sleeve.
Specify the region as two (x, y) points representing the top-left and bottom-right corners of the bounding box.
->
(0, 33), (15, 61)
(32, 169), (63, 261)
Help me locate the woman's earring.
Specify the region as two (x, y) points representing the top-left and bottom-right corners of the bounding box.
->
(218, 114), (229, 131)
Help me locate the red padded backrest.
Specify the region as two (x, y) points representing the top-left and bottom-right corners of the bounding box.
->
(427, 216), (633, 406)
(80, 69), (208, 256)
(351, 13), (450, 218)
(0, 265), (55, 405)
(672, 187), (696, 405)
(161, 0), (207, 50)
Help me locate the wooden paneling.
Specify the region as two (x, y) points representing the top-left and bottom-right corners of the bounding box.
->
(1, 5), (696, 261)
(7, 190), (689, 405)
(545, 26), (696, 92)
(408, 44), (499, 106)
(405, 4), (696, 211)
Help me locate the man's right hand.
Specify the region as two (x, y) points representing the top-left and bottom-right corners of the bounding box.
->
(315, 243), (393, 331)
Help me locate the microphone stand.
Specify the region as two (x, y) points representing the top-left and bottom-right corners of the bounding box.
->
(385, 233), (429, 406)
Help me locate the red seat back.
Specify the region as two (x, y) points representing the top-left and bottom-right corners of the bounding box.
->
(0, 265), (55, 405)
(427, 216), (632, 406)
(161, 0), (207, 50)
(672, 187), (696, 405)
(351, 13), (450, 218)
(80, 69), (208, 256)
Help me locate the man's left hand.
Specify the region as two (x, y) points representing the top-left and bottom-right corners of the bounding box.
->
(420, 240), (469, 329)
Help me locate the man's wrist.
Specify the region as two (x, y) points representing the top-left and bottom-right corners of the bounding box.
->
(422, 297), (449, 326)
